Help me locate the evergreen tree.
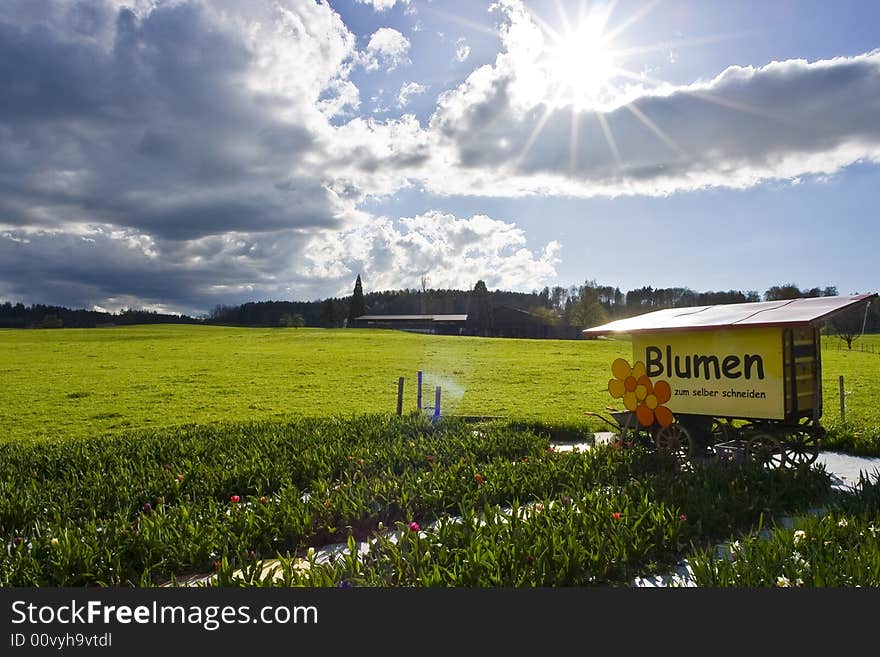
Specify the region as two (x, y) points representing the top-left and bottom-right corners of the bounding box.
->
(347, 274), (366, 325)
(466, 280), (493, 336)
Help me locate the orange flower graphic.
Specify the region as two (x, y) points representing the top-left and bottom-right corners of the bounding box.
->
(608, 358), (674, 427)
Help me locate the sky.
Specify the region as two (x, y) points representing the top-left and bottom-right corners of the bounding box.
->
(0, 0), (878, 316)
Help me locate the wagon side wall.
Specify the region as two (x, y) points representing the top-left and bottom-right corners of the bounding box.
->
(631, 327), (788, 421)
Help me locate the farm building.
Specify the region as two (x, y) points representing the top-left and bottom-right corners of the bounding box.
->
(353, 307), (583, 339)
(352, 314), (468, 335)
(492, 305), (582, 339)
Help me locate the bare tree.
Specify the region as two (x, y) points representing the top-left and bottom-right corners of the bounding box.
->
(420, 274), (429, 314)
(829, 301), (871, 350)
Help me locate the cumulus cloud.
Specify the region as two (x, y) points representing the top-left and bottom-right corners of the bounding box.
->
(455, 38), (470, 62)
(360, 27), (411, 71)
(425, 1), (880, 197)
(397, 81), (429, 107)
(299, 211), (560, 295)
(354, 0), (410, 11)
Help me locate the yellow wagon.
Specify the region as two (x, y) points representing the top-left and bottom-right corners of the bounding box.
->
(583, 293), (876, 468)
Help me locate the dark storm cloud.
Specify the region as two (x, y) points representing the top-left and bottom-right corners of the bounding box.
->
(0, 226), (318, 315)
(0, 1), (338, 240)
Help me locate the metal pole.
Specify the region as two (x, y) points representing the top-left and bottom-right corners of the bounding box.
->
(433, 386), (441, 421)
(839, 375), (845, 423)
(397, 377), (404, 416)
(417, 371), (423, 410)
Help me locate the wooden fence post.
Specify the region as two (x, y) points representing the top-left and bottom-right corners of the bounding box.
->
(397, 377), (404, 416)
(417, 371), (423, 410)
(839, 375), (845, 423)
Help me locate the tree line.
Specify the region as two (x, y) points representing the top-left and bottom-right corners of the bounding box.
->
(0, 302), (200, 329)
(2, 280), (877, 340)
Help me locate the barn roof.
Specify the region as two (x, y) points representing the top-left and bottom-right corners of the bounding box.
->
(582, 293), (876, 336)
(355, 314), (468, 322)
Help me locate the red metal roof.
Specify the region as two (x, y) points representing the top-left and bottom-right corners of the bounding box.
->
(582, 293), (877, 335)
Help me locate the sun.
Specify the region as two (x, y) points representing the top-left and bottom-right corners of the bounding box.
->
(547, 14), (617, 108)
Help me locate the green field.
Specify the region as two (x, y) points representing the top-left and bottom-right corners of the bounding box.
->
(1, 326), (879, 442)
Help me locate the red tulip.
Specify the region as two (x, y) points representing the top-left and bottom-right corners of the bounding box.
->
(230, 495), (240, 504)
(475, 473), (485, 485)
(679, 514), (687, 521)
(612, 512), (621, 520)
(409, 521), (420, 532)
(259, 496), (268, 505)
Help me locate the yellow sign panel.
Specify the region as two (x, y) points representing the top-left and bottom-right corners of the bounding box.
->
(631, 327), (785, 420)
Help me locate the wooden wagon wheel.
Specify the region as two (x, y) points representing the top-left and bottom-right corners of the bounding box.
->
(784, 428), (820, 468)
(655, 423), (692, 465)
(746, 433), (786, 469)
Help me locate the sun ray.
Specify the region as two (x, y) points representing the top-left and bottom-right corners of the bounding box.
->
(515, 102), (556, 168)
(685, 89), (785, 123)
(421, 7), (502, 38)
(523, 5), (564, 46)
(554, 0), (573, 36)
(595, 111), (622, 168)
(610, 31), (756, 59)
(594, 0), (621, 35)
(625, 101), (686, 156)
(610, 65), (785, 124)
(569, 105), (580, 173)
(602, 0), (662, 43)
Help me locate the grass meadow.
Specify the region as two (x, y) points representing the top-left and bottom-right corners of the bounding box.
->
(1, 326), (878, 444)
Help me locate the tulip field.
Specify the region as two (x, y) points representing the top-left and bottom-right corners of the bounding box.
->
(0, 326), (879, 587)
(2, 413), (864, 587)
